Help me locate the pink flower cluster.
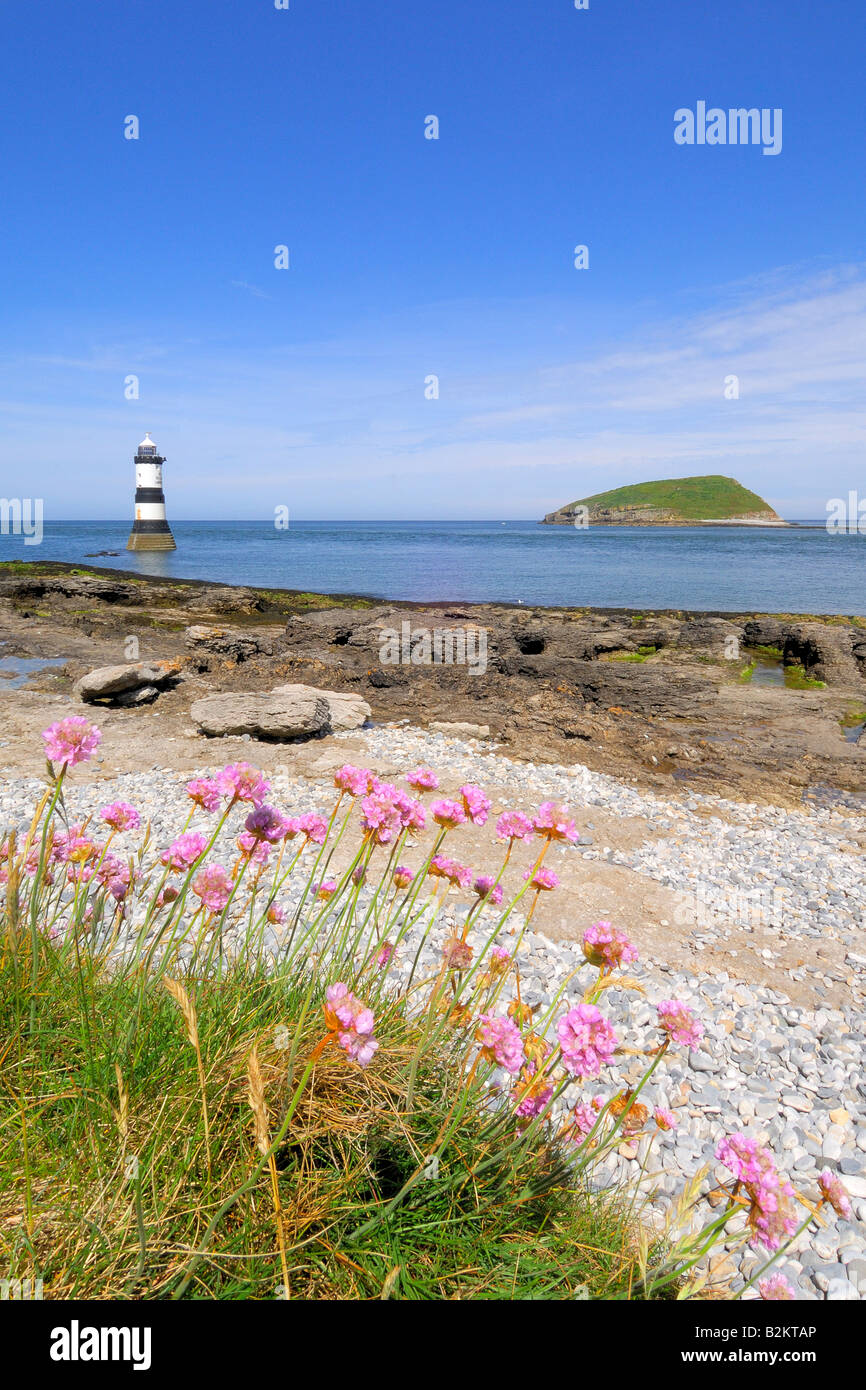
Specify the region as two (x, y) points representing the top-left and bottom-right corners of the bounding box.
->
(523, 867), (559, 892)
(95, 853), (133, 901)
(405, 767), (439, 791)
(100, 801), (141, 833)
(656, 1000), (703, 1050)
(42, 717), (102, 767)
(556, 1003), (618, 1079)
(818, 1169), (852, 1219)
(49, 825), (94, 865)
(473, 874), (503, 905)
(476, 1014), (525, 1075)
(324, 983), (379, 1067)
(514, 1063), (554, 1119)
(533, 802), (578, 843)
(244, 804), (291, 842)
(566, 1096), (605, 1143)
(237, 832), (270, 865)
(459, 784), (491, 826)
(218, 762), (270, 807)
(192, 863), (235, 913)
(161, 832), (209, 872)
(360, 783), (425, 844)
(758, 1273), (796, 1301)
(430, 799), (466, 830)
(429, 855), (472, 888)
(496, 811), (534, 842)
(186, 778), (222, 812)
(334, 764), (374, 797)
(582, 921), (638, 971)
(715, 1133), (799, 1251)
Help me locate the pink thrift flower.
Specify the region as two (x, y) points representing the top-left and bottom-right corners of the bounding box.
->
(49, 826), (92, 864)
(442, 936), (474, 971)
(566, 1102), (601, 1143)
(100, 801), (141, 833)
(556, 1003), (618, 1079)
(393, 865), (414, 889)
(495, 810), (534, 842)
(244, 804), (289, 842)
(266, 903), (285, 925)
(514, 1066), (554, 1119)
(375, 941), (395, 968)
(351, 864), (367, 887)
(218, 762), (271, 807)
(473, 874), (503, 906)
(715, 1133), (798, 1252)
(334, 764), (373, 797)
(324, 983), (379, 1067)
(656, 1000), (703, 1050)
(314, 879), (338, 901)
(42, 717), (102, 767)
(654, 1107), (677, 1132)
(156, 885), (179, 908)
(360, 789), (405, 845)
(296, 812), (328, 845)
(818, 1169), (852, 1219)
(95, 853), (129, 890)
(395, 791), (426, 834)
(161, 831), (209, 872)
(459, 784), (491, 826)
(476, 1014), (525, 1075)
(758, 1274), (796, 1301)
(523, 867), (560, 892)
(533, 802), (578, 843)
(192, 863), (234, 913)
(406, 767), (439, 791)
(237, 832), (271, 865)
(431, 798), (466, 830)
(429, 855), (472, 888)
(582, 921), (638, 971)
(186, 778), (222, 812)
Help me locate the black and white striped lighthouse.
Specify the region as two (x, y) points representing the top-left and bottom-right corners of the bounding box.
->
(126, 433), (176, 551)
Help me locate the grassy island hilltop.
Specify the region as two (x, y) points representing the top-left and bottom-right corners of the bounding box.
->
(541, 474), (786, 526)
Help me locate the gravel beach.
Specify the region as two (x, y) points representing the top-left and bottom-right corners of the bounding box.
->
(3, 720), (863, 1300)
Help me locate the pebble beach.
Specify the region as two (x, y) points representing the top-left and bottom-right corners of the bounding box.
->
(4, 720), (864, 1300)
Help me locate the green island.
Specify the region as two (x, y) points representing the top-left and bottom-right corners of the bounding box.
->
(542, 474), (786, 526)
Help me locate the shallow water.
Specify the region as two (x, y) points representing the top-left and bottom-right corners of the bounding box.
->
(0, 655), (65, 689)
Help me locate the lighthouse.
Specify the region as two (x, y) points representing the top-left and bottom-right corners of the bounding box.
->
(126, 433), (176, 551)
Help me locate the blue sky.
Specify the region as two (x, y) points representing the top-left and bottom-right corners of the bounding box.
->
(1, 0), (864, 519)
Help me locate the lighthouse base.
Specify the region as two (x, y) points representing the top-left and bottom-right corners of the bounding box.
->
(127, 527), (176, 552)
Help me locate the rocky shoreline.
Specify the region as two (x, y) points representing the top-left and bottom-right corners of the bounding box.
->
(1, 561), (864, 807)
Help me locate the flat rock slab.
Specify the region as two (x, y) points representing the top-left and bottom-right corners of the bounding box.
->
(190, 684), (371, 739)
(271, 684), (371, 733)
(191, 689), (329, 739)
(74, 661), (181, 703)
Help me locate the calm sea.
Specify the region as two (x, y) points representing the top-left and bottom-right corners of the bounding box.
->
(1, 520), (864, 614)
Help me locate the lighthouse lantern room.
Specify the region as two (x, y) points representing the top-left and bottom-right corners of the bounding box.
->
(126, 433), (176, 551)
